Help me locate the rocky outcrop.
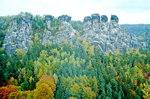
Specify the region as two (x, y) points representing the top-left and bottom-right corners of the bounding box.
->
(92, 14), (100, 31)
(54, 21), (78, 44)
(42, 15), (78, 45)
(2, 13), (32, 55)
(3, 13), (147, 55)
(101, 15), (108, 23)
(45, 15), (54, 30)
(58, 15), (71, 22)
(41, 15), (54, 44)
(42, 13), (146, 53)
(83, 16), (92, 31)
(110, 15), (119, 23)
(82, 14), (146, 53)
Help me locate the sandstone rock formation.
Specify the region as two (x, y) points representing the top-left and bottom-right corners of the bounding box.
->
(92, 14), (100, 31)
(41, 15), (54, 44)
(3, 13), (147, 55)
(110, 15), (119, 23)
(45, 15), (54, 30)
(58, 15), (71, 22)
(101, 15), (108, 23)
(54, 21), (78, 44)
(42, 15), (78, 45)
(83, 16), (92, 31)
(3, 13), (32, 55)
(82, 14), (146, 53)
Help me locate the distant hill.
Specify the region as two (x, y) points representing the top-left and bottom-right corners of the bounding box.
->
(121, 24), (150, 39)
(121, 24), (150, 47)
(121, 24), (150, 34)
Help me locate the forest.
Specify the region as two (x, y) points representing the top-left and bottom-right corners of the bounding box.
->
(0, 13), (150, 99)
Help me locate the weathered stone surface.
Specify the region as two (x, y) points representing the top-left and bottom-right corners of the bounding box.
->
(82, 13), (146, 53)
(110, 15), (119, 23)
(41, 31), (52, 44)
(45, 15), (54, 30)
(101, 15), (108, 23)
(41, 21), (79, 46)
(91, 14), (100, 31)
(83, 16), (92, 31)
(58, 15), (71, 22)
(55, 22), (78, 44)
(3, 13), (32, 55)
(3, 13), (147, 55)
(83, 16), (91, 22)
(91, 14), (100, 23)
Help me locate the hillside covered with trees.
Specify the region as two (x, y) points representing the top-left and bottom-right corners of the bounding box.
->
(0, 13), (150, 99)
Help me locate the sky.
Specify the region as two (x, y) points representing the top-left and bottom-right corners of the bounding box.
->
(0, 0), (150, 24)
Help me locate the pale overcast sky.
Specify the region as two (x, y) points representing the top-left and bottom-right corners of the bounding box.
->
(0, 0), (150, 24)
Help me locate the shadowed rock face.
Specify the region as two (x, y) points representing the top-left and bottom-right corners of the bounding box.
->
(110, 15), (119, 23)
(83, 16), (91, 22)
(91, 14), (100, 31)
(45, 15), (54, 30)
(45, 15), (54, 21)
(83, 16), (92, 31)
(91, 14), (100, 23)
(101, 15), (108, 23)
(58, 15), (71, 22)
(3, 13), (32, 55)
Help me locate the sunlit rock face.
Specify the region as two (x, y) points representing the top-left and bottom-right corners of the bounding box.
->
(42, 15), (78, 45)
(3, 13), (32, 55)
(92, 14), (100, 32)
(54, 21), (78, 44)
(58, 15), (71, 22)
(3, 13), (147, 55)
(82, 14), (146, 53)
(83, 16), (92, 31)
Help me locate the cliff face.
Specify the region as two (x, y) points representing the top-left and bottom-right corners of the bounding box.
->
(41, 15), (78, 45)
(2, 13), (147, 55)
(2, 13), (32, 55)
(82, 14), (146, 53)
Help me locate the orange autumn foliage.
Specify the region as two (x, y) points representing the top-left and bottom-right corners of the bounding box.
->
(40, 75), (55, 84)
(143, 72), (149, 79)
(7, 85), (18, 93)
(134, 80), (137, 86)
(0, 87), (10, 99)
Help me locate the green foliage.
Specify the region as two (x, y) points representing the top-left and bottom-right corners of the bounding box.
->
(21, 80), (29, 91)
(32, 15), (46, 36)
(71, 21), (83, 34)
(51, 19), (61, 35)
(0, 15), (150, 98)
(0, 16), (12, 46)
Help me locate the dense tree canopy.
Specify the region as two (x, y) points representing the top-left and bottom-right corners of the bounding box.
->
(0, 13), (150, 99)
